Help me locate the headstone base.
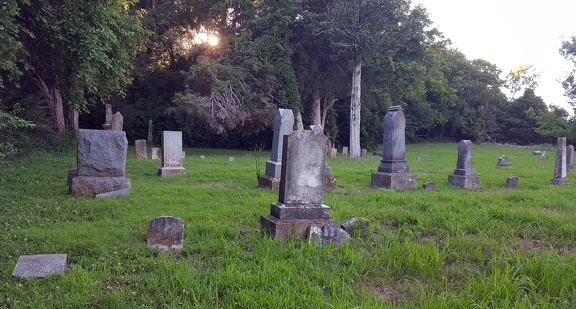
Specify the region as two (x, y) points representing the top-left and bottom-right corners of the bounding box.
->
(324, 176), (337, 190)
(448, 175), (481, 189)
(270, 202), (331, 220)
(257, 174), (280, 190)
(70, 176), (131, 197)
(67, 168), (78, 193)
(497, 163), (512, 167)
(370, 172), (417, 189)
(158, 167), (186, 177)
(550, 178), (570, 185)
(568, 164), (574, 172)
(260, 215), (339, 239)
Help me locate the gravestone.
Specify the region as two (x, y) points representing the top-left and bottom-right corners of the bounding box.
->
(533, 150), (542, 155)
(260, 127), (338, 239)
(158, 131), (186, 177)
(423, 182), (436, 191)
(147, 119), (154, 147)
(102, 104), (113, 130)
(567, 145), (574, 172)
(330, 148), (337, 158)
(505, 176), (518, 188)
(135, 140), (147, 160)
(12, 254), (67, 278)
(151, 147), (160, 160)
(342, 147), (348, 156)
(551, 137), (569, 185)
(416, 156), (422, 161)
(259, 109), (294, 190)
(448, 140), (480, 189)
(371, 106), (417, 189)
(70, 129), (131, 197)
(497, 155), (512, 167)
(324, 164), (337, 190)
(147, 216), (184, 251)
(541, 151), (548, 160)
(361, 149), (368, 157)
(110, 111), (123, 131)
(182, 151), (186, 158)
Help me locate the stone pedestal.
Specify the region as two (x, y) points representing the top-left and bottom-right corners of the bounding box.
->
(371, 172), (417, 189)
(258, 174), (280, 190)
(448, 175), (480, 189)
(71, 176), (131, 197)
(158, 167), (186, 177)
(260, 215), (338, 240)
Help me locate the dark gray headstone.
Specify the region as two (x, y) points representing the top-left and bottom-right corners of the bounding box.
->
(448, 140), (480, 189)
(12, 254), (67, 278)
(265, 109), (294, 179)
(567, 145), (574, 172)
(77, 129), (128, 177)
(505, 176), (518, 188)
(147, 216), (184, 251)
(135, 140), (147, 160)
(551, 137), (569, 185)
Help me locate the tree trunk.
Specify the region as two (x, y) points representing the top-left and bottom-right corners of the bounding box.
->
(69, 108), (79, 136)
(34, 75), (66, 136)
(295, 109), (304, 130)
(349, 55), (362, 160)
(310, 49), (322, 126)
(321, 96), (337, 129)
(312, 90), (321, 126)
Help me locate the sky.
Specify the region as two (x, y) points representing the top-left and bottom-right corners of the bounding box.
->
(411, 0), (576, 112)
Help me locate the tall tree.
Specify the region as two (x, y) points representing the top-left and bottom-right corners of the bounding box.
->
(504, 64), (540, 101)
(560, 35), (576, 106)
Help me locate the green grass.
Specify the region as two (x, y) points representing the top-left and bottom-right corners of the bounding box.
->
(2, 142), (576, 308)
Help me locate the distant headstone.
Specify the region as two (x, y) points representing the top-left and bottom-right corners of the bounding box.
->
(361, 149), (368, 157)
(423, 182), (436, 191)
(541, 151), (548, 160)
(228, 156), (236, 161)
(110, 112), (123, 131)
(70, 129), (131, 197)
(199, 155), (205, 159)
(342, 147), (348, 156)
(135, 140), (147, 160)
(102, 104), (113, 130)
(448, 140), (480, 189)
(567, 145), (574, 172)
(497, 155), (512, 167)
(12, 254), (67, 278)
(330, 148), (337, 158)
(259, 109), (294, 189)
(147, 216), (184, 251)
(151, 147), (160, 160)
(67, 168), (77, 194)
(416, 156), (422, 161)
(324, 164), (337, 190)
(261, 127), (338, 239)
(371, 106), (417, 189)
(551, 137), (569, 185)
(182, 151), (185, 158)
(158, 131), (186, 177)
(533, 150), (542, 155)
(147, 119), (154, 147)
(505, 176), (518, 188)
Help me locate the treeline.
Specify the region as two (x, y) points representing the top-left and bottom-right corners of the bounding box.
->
(2, 0), (576, 158)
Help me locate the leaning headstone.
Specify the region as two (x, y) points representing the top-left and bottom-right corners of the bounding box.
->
(151, 147), (160, 160)
(342, 147), (348, 156)
(147, 119), (154, 147)
(505, 176), (518, 188)
(147, 216), (184, 251)
(135, 140), (147, 160)
(260, 127), (338, 239)
(70, 129), (131, 197)
(110, 111), (123, 131)
(567, 145), (574, 172)
(102, 104), (113, 130)
(259, 109), (294, 190)
(551, 137), (569, 185)
(497, 155), (512, 167)
(158, 131), (186, 177)
(541, 151), (548, 161)
(423, 182), (436, 191)
(361, 149), (368, 157)
(371, 106), (417, 189)
(448, 140), (480, 189)
(12, 254), (67, 278)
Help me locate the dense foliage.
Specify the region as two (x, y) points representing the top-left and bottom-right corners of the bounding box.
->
(1, 0), (575, 152)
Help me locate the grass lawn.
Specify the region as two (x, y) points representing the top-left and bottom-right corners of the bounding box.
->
(2, 142), (576, 308)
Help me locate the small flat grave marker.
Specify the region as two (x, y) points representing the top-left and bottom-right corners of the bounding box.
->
(12, 254), (67, 278)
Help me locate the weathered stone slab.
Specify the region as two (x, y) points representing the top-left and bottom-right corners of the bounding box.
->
(110, 112), (123, 131)
(70, 176), (131, 197)
(361, 149), (368, 157)
(147, 216), (184, 251)
(265, 109), (294, 179)
(151, 147), (160, 160)
(77, 129), (128, 177)
(321, 223), (351, 245)
(567, 145), (574, 172)
(505, 176), (518, 188)
(423, 182), (436, 191)
(533, 151), (542, 155)
(258, 174), (280, 190)
(330, 148), (337, 158)
(497, 155), (512, 167)
(158, 131), (186, 177)
(135, 140), (147, 160)
(371, 172), (417, 189)
(342, 147), (348, 155)
(551, 137), (569, 185)
(260, 215), (338, 240)
(12, 254), (67, 278)
(448, 175), (480, 189)
(95, 188), (130, 198)
(158, 167), (186, 177)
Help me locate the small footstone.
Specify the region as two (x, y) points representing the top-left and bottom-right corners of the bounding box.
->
(228, 157), (236, 161)
(200, 155), (205, 159)
(505, 176), (518, 188)
(147, 216), (184, 251)
(12, 254), (67, 278)
(423, 182), (436, 191)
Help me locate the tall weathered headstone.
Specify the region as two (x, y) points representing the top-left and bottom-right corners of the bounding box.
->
(135, 140), (147, 160)
(260, 127), (338, 239)
(158, 131), (186, 177)
(371, 106), (417, 189)
(102, 104), (113, 130)
(147, 119), (154, 147)
(551, 137), (569, 185)
(110, 111), (123, 131)
(258, 109), (294, 189)
(567, 145), (574, 172)
(147, 216), (184, 251)
(70, 129), (131, 197)
(448, 140), (480, 189)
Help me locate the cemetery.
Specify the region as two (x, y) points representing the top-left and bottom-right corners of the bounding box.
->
(2, 134), (576, 307)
